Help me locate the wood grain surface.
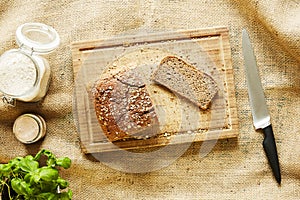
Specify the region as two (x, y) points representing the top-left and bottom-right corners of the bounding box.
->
(71, 27), (239, 154)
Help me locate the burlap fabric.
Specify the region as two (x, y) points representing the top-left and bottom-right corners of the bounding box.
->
(0, 0), (299, 199)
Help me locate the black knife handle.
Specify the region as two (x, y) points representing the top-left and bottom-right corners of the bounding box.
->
(262, 124), (281, 184)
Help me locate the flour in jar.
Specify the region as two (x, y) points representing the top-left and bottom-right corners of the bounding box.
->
(0, 51), (37, 96)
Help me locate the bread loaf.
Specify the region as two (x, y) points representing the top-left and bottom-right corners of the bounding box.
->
(92, 69), (159, 142)
(152, 56), (218, 110)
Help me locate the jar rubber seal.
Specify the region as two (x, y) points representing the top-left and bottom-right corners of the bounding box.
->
(16, 22), (60, 54)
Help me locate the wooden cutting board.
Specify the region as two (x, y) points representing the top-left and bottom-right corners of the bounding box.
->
(71, 27), (239, 154)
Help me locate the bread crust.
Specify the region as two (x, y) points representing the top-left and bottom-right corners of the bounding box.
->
(92, 69), (159, 142)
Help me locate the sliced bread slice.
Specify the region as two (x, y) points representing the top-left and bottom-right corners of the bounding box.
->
(152, 56), (218, 110)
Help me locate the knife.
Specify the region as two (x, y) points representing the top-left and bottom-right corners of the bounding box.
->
(242, 29), (281, 184)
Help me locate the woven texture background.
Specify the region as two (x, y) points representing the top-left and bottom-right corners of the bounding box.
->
(0, 0), (299, 199)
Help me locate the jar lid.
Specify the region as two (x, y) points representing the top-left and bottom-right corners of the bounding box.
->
(13, 114), (46, 144)
(16, 23), (60, 54)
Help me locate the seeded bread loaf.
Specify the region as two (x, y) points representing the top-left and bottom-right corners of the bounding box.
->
(152, 56), (218, 110)
(92, 69), (159, 142)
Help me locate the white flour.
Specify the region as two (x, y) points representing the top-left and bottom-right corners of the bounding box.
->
(0, 51), (37, 96)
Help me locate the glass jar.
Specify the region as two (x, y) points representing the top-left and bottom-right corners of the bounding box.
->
(0, 23), (60, 105)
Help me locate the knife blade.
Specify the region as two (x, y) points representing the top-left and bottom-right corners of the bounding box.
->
(242, 29), (281, 184)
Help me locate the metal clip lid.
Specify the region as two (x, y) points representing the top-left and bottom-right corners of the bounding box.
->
(2, 95), (16, 107)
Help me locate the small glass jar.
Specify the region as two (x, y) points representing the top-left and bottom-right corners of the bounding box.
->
(13, 113), (47, 144)
(0, 23), (60, 105)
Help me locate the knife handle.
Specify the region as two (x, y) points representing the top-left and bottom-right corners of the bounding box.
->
(262, 125), (281, 184)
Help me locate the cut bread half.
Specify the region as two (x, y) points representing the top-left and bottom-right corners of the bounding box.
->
(152, 56), (218, 110)
(92, 69), (159, 142)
